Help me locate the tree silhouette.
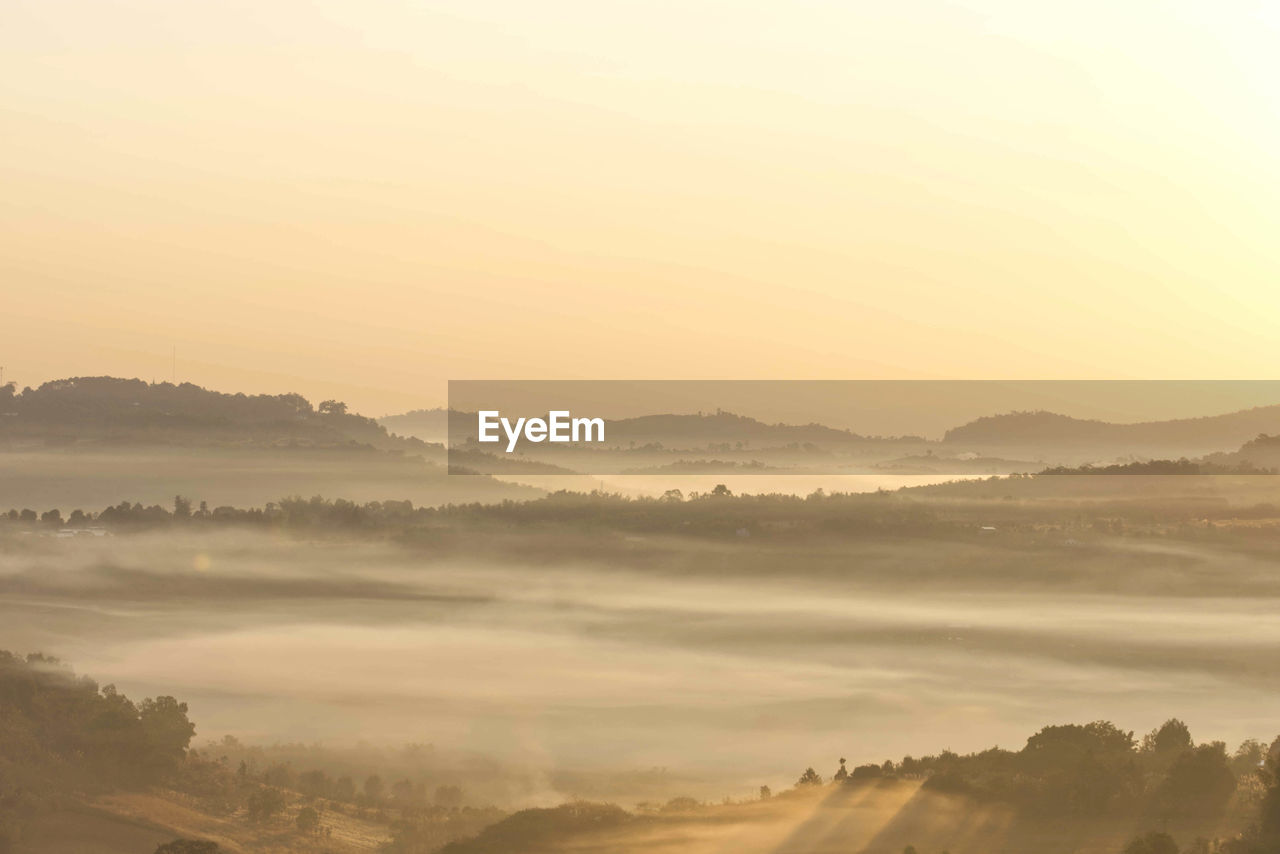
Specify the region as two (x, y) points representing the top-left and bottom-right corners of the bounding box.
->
(1122, 831), (1178, 854)
(365, 774), (385, 801)
(797, 767), (823, 787)
(155, 841), (219, 854)
(295, 806), (320, 834)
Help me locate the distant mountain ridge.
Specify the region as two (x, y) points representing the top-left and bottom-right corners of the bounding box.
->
(383, 404), (1280, 462)
(943, 406), (1280, 451)
(602, 411), (923, 446)
(15, 378), (1277, 462)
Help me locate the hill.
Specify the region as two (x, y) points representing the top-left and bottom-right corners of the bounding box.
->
(600, 411), (921, 448)
(0, 378), (538, 508)
(4, 645), (1280, 854)
(1205, 434), (1280, 470)
(0, 377), (431, 452)
(944, 406), (1280, 456)
(426, 720), (1280, 854)
(0, 651), (502, 854)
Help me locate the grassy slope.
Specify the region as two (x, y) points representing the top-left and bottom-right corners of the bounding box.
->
(20, 789), (393, 854)
(436, 781), (1172, 854)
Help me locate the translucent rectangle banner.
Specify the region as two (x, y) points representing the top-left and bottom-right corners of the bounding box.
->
(445, 380), (1280, 476)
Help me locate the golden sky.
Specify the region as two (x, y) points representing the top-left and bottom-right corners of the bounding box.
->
(2, 0), (1278, 415)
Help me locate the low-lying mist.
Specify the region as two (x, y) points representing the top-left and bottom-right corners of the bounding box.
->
(1, 527), (1278, 806)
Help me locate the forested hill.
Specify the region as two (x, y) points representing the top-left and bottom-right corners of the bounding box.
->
(600, 411), (922, 447)
(944, 407), (1280, 450)
(432, 719), (1280, 854)
(0, 651), (196, 849)
(0, 377), (435, 452)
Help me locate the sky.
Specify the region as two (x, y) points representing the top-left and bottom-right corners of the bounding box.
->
(2, 0), (1279, 415)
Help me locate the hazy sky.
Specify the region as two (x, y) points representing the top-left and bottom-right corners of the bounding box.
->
(3, 1), (1278, 415)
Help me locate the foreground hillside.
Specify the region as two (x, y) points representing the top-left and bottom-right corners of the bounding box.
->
(433, 717), (1280, 854)
(5, 646), (1278, 854)
(0, 652), (497, 854)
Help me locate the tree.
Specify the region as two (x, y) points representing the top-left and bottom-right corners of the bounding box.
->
(434, 784), (463, 808)
(759, 785), (771, 800)
(710, 484), (732, 497)
(138, 696), (196, 776)
(1122, 832), (1178, 854)
(1020, 722), (1140, 816)
(1155, 742), (1236, 823)
(1234, 739), (1267, 777)
(851, 762), (885, 780)
(246, 787), (286, 821)
(1256, 747), (1280, 839)
(662, 797), (700, 812)
(796, 767), (823, 787)
(40, 508), (62, 526)
(298, 769), (331, 797)
(295, 806), (320, 834)
(364, 774), (385, 801)
(173, 495), (192, 520)
(155, 841), (219, 854)
(258, 761), (292, 789)
(1143, 719), (1193, 756)
(833, 758), (848, 781)
(318, 400), (348, 416)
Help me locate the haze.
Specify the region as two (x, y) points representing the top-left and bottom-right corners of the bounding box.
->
(4, 526), (1278, 804)
(4, 1), (1280, 413)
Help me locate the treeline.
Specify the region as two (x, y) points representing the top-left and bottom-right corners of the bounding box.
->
(829, 719), (1272, 822)
(0, 652), (195, 851)
(0, 490), (950, 541)
(430, 719), (1280, 854)
(5, 485), (1280, 544)
(189, 749), (503, 853)
(206, 735), (482, 811)
(1039, 460), (1277, 475)
(796, 718), (1280, 853)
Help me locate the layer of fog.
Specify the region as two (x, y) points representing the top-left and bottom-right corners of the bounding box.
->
(1, 530), (1278, 804)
